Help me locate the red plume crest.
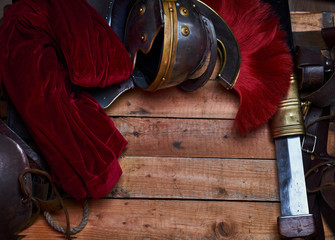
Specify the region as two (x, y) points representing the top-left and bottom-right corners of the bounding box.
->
(203, 0), (293, 134)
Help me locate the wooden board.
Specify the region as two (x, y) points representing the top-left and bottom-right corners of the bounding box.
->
(21, 200), (282, 240)
(115, 118), (275, 159)
(106, 80), (239, 119)
(18, 9), (335, 240)
(110, 157), (279, 201)
(22, 200), (335, 240)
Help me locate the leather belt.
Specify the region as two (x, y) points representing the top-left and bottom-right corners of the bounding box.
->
(296, 24), (335, 239)
(302, 105), (335, 240)
(297, 46), (335, 107)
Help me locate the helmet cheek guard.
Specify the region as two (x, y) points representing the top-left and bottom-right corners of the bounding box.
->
(124, 0), (218, 92)
(195, 1), (240, 89)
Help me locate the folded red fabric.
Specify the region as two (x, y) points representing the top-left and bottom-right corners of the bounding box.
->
(0, 0), (133, 199)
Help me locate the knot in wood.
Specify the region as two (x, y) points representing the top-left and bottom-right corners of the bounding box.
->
(215, 221), (230, 238)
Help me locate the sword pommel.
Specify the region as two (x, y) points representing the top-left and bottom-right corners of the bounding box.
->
(270, 74), (305, 138)
(278, 214), (316, 239)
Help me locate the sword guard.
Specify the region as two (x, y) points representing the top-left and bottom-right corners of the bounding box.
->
(277, 214), (316, 239)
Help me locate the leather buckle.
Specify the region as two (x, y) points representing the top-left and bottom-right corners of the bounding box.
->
(302, 133), (317, 154)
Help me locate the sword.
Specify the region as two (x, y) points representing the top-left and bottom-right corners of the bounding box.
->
(271, 75), (316, 239)
(265, 0), (316, 239)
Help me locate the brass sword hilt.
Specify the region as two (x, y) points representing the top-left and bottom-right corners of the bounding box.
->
(270, 73), (305, 139)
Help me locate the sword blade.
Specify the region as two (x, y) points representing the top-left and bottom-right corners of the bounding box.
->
(275, 136), (309, 216)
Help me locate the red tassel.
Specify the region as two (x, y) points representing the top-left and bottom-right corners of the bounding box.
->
(203, 0), (293, 134)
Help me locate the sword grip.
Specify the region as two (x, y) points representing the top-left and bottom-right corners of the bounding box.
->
(270, 73), (305, 138)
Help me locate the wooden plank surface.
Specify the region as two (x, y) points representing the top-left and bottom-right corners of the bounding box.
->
(19, 9), (335, 240)
(291, 12), (329, 32)
(106, 80), (239, 119)
(109, 157), (279, 201)
(22, 200), (283, 240)
(115, 118), (275, 159)
(22, 200), (335, 240)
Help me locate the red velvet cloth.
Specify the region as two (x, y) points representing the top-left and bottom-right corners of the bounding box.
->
(0, 0), (133, 199)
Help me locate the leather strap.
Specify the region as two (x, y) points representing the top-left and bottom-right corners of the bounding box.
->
(302, 105), (335, 240)
(322, 27), (335, 50)
(320, 167), (335, 231)
(19, 169), (71, 239)
(296, 46), (331, 68)
(298, 25), (335, 239)
(297, 28), (335, 238)
(296, 46), (335, 107)
(301, 65), (324, 92)
(296, 24), (335, 107)
(302, 73), (335, 107)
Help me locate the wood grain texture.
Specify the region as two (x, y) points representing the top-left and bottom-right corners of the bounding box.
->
(21, 200), (283, 240)
(106, 80), (239, 119)
(115, 117), (275, 159)
(21, 200), (335, 240)
(291, 12), (326, 32)
(110, 156), (279, 201)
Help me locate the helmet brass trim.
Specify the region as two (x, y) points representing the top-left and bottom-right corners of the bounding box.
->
(147, 0), (178, 91)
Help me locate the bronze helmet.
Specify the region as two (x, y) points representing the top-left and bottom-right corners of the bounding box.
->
(124, 0), (218, 91)
(0, 134), (33, 239)
(85, 0), (240, 107)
